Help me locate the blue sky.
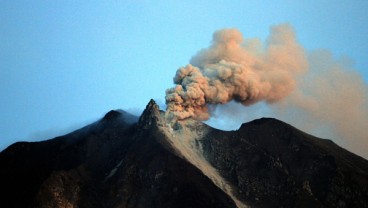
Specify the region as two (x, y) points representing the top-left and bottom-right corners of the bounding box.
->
(1, 1), (368, 150)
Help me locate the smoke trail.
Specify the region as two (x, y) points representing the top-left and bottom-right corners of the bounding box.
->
(276, 50), (368, 158)
(165, 24), (368, 158)
(165, 24), (307, 120)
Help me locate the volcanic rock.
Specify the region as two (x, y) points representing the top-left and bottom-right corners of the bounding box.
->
(0, 100), (367, 208)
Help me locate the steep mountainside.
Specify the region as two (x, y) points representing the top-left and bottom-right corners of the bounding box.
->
(0, 101), (235, 208)
(0, 100), (367, 208)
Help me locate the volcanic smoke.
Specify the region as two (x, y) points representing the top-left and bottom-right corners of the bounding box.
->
(166, 24), (307, 120)
(165, 24), (368, 158)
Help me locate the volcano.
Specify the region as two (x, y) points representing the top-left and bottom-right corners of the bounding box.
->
(1, 100), (367, 208)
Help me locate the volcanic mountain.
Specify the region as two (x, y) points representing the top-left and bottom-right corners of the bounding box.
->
(1, 100), (367, 208)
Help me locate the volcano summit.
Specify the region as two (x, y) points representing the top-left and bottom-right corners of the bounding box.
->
(1, 100), (368, 208)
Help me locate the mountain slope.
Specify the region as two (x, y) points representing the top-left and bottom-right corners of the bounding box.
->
(201, 118), (368, 207)
(0, 100), (367, 208)
(0, 101), (235, 208)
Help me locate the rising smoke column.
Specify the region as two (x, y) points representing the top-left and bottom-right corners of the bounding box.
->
(165, 24), (368, 158)
(165, 24), (308, 120)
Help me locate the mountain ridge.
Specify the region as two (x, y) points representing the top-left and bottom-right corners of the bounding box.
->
(0, 99), (367, 207)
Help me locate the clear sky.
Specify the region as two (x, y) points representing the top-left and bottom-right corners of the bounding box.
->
(1, 1), (368, 150)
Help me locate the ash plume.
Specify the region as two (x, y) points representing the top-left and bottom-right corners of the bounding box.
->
(165, 23), (368, 158)
(166, 24), (307, 120)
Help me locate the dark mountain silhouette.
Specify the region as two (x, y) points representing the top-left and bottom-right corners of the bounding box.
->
(0, 100), (367, 208)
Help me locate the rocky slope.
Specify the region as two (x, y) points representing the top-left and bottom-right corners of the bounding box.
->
(0, 100), (367, 208)
(201, 118), (368, 207)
